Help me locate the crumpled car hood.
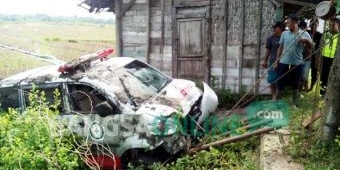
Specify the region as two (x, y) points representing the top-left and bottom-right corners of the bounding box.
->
(149, 79), (203, 117)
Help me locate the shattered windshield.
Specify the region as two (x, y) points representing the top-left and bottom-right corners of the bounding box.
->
(124, 60), (170, 92)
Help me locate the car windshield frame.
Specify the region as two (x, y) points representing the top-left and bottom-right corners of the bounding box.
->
(124, 60), (171, 92)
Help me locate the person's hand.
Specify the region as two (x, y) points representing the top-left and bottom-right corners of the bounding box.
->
(263, 61), (268, 69)
(299, 38), (306, 44)
(272, 62), (278, 70)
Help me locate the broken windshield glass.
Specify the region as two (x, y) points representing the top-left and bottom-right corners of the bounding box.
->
(124, 60), (171, 92)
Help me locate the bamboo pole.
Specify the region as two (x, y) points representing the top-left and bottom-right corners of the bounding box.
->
(146, 0), (151, 63)
(189, 127), (274, 154)
(220, 119), (274, 137)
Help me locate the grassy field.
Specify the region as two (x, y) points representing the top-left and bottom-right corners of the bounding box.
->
(0, 21), (116, 79)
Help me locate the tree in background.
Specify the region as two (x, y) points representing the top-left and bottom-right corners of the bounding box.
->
(319, 21), (340, 142)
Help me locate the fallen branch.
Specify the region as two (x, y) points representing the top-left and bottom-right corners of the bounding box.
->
(220, 119), (274, 137)
(189, 127), (274, 154)
(302, 111), (321, 129)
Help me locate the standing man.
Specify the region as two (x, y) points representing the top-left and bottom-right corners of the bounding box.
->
(308, 19), (323, 91)
(263, 21), (285, 100)
(274, 14), (312, 108)
(298, 21), (311, 91)
(320, 19), (339, 95)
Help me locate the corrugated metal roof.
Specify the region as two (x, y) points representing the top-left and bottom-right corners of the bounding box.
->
(80, 0), (324, 14)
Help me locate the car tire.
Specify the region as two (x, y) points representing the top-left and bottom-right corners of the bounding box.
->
(122, 149), (164, 170)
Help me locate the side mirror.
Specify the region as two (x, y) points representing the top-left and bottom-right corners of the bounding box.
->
(95, 101), (113, 117)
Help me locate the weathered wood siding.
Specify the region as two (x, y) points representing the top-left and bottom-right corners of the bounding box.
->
(121, 0), (148, 59)
(149, 0), (173, 76)
(118, 0), (276, 93)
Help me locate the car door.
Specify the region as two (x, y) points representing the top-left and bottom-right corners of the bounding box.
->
(21, 83), (65, 114)
(65, 83), (122, 145)
(0, 86), (21, 113)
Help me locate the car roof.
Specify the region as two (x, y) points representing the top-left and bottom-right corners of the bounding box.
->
(0, 57), (136, 87)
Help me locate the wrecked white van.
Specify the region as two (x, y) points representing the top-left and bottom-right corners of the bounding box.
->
(0, 49), (218, 169)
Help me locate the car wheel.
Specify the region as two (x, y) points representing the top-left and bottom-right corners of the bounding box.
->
(122, 149), (164, 170)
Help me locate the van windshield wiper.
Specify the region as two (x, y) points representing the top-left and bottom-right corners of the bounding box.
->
(119, 77), (137, 109)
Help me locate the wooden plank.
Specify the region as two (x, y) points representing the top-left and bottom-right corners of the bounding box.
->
(276, 0), (316, 8)
(205, 0), (211, 84)
(118, 0), (137, 19)
(239, 0), (245, 93)
(115, 0), (122, 57)
(302, 111), (322, 128)
(189, 127), (275, 154)
(255, 0), (263, 94)
(160, 0), (165, 53)
(146, 0), (151, 63)
(297, 6), (308, 15)
(160, 0), (165, 71)
(222, 0), (228, 89)
(268, 0), (282, 7)
(174, 1), (210, 7)
(178, 19), (204, 56)
(171, 4), (178, 78)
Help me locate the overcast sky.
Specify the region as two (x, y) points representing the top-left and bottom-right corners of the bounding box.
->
(0, 0), (114, 19)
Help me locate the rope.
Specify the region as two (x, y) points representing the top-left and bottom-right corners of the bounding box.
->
(236, 33), (338, 109)
(0, 44), (65, 65)
(210, 28), (339, 133)
(228, 29), (309, 113)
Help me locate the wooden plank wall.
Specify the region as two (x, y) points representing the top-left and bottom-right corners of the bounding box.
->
(258, 0), (277, 94)
(121, 0), (148, 60)
(149, 0), (173, 76)
(119, 0), (276, 93)
(210, 0), (276, 93)
(120, 0), (172, 76)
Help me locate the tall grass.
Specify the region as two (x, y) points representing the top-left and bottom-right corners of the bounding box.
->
(0, 21), (116, 79)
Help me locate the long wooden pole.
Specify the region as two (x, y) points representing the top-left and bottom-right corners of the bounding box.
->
(160, 0), (165, 70)
(239, 0), (245, 93)
(255, 0), (263, 94)
(189, 127), (274, 154)
(115, 0), (122, 57)
(222, 0), (229, 89)
(146, 0), (151, 63)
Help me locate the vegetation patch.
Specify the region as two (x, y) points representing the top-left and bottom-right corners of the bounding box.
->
(0, 89), (85, 169)
(129, 137), (260, 170)
(284, 90), (340, 170)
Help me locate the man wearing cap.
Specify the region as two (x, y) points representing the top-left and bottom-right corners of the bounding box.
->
(263, 21), (285, 100)
(273, 14), (312, 108)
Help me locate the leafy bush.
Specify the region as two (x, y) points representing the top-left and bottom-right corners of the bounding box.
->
(336, 128), (340, 146)
(44, 37), (50, 41)
(0, 89), (82, 169)
(214, 85), (252, 109)
(149, 137), (259, 170)
(52, 37), (61, 41)
(285, 92), (340, 170)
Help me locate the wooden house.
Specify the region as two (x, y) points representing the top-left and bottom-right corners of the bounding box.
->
(80, 0), (322, 94)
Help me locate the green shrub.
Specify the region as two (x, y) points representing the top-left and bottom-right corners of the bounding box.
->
(285, 92), (340, 170)
(214, 85), (250, 109)
(52, 37), (61, 41)
(0, 89), (82, 169)
(68, 39), (78, 43)
(149, 137), (259, 170)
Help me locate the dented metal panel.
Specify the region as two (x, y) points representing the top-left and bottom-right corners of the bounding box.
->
(0, 53), (218, 167)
